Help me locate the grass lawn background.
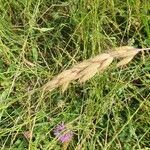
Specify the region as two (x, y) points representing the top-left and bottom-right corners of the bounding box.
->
(0, 0), (150, 149)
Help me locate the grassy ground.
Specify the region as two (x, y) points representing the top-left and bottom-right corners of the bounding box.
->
(0, 0), (150, 149)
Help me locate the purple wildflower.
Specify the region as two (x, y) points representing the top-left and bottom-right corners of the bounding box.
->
(54, 122), (73, 143)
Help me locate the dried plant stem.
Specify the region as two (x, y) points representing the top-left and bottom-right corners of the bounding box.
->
(62, 142), (69, 150)
(43, 46), (150, 92)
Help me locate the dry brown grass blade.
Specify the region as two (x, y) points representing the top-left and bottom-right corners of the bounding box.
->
(42, 46), (150, 92)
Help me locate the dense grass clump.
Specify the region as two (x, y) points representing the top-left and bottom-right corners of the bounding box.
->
(0, 0), (150, 149)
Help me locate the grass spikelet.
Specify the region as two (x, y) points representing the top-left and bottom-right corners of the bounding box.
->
(117, 56), (135, 67)
(61, 81), (70, 93)
(43, 46), (150, 92)
(43, 79), (59, 92)
(111, 46), (138, 58)
(79, 63), (100, 83)
(98, 56), (114, 72)
(90, 53), (111, 62)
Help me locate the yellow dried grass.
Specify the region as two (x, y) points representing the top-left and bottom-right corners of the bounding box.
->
(43, 46), (150, 92)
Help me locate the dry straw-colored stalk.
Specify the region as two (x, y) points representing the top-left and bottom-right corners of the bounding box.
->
(43, 46), (150, 92)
